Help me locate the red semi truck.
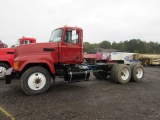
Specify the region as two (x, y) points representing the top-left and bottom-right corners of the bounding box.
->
(0, 37), (36, 79)
(5, 26), (144, 95)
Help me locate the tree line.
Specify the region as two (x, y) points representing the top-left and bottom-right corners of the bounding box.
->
(83, 39), (160, 54)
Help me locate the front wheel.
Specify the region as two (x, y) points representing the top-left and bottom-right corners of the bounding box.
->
(0, 63), (10, 80)
(21, 67), (51, 95)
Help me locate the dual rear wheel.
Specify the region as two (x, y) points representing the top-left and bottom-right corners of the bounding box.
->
(129, 64), (144, 82)
(93, 64), (144, 84)
(111, 64), (144, 83)
(111, 64), (131, 84)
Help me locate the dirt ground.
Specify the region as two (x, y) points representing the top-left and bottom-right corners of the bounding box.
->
(0, 66), (160, 120)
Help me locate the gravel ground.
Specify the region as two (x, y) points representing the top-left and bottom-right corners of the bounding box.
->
(0, 66), (160, 120)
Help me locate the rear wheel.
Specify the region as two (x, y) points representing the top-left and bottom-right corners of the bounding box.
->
(0, 63), (10, 80)
(111, 64), (119, 82)
(129, 64), (144, 82)
(112, 64), (131, 84)
(92, 71), (99, 78)
(93, 71), (108, 79)
(21, 66), (51, 95)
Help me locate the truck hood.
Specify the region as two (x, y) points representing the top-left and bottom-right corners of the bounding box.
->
(14, 42), (59, 58)
(0, 48), (14, 55)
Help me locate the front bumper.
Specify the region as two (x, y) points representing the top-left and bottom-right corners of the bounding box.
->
(5, 67), (14, 84)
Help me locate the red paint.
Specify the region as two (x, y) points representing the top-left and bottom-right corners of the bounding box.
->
(84, 53), (96, 59)
(0, 37), (36, 67)
(0, 40), (8, 48)
(14, 26), (83, 74)
(84, 52), (117, 63)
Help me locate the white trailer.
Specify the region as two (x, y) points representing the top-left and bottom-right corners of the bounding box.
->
(111, 52), (141, 65)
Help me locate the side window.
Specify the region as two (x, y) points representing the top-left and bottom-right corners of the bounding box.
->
(64, 30), (79, 44)
(23, 40), (32, 44)
(23, 41), (28, 44)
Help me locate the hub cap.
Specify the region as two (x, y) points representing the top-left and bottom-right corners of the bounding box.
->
(0, 67), (6, 77)
(121, 68), (130, 80)
(136, 68), (143, 78)
(28, 72), (46, 90)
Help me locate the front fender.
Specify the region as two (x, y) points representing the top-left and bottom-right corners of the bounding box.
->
(15, 54), (56, 74)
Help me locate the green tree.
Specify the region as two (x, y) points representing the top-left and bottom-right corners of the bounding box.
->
(112, 41), (118, 49)
(83, 42), (95, 52)
(100, 40), (111, 49)
(83, 39), (160, 54)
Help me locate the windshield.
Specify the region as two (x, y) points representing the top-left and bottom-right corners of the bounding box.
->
(15, 39), (20, 46)
(49, 29), (63, 42)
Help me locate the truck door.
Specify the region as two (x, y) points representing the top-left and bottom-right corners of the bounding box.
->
(59, 29), (83, 64)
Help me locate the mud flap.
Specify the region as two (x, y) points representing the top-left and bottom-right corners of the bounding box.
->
(5, 67), (14, 84)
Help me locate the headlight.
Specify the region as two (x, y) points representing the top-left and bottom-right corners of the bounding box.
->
(14, 61), (19, 70)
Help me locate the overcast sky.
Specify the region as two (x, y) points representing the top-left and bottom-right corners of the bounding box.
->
(0, 0), (160, 47)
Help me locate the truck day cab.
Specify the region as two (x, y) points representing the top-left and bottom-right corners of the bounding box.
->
(5, 26), (144, 95)
(0, 37), (36, 79)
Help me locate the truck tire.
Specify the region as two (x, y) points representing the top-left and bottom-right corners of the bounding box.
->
(129, 64), (144, 82)
(21, 66), (51, 95)
(115, 64), (131, 84)
(98, 71), (108, 79)
(93, 71), (99, 78)
(0, 63), (10, 80)
(93, 71), (108, 79)
(111, 64), (119, 82)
